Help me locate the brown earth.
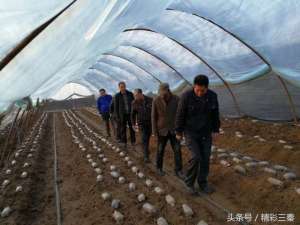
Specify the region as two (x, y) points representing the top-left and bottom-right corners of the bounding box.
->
(215, 118), (300, 173)
(0, 114), (56, 225)
(80, 108), (300, 225)
(65, 110), (226, 225)
(1, 108), (299, 225)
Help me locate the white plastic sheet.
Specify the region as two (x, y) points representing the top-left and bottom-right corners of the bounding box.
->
(0, 0), (299, 120)
(116, 31), (221, 85)
(135, 10), (269, 84)
(170, 0), (300, 86)
(0, 0), (173, 110)
(0, 0), (73, 61)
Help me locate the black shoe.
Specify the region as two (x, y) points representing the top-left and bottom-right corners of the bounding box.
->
(199, 184), (215, 194)
(185, 184), (199, 196)
(175, 170), (186, 180)
(157, 169), (166, 176)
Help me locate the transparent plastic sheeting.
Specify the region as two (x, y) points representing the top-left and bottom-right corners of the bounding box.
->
(93, 62), (149, 92)
(0, 0), (73, 61)
(103, 46), (182, 89)
(97, 54), (160, 90)
(82, 70), (118, 94)
(0, 0), (173, 110)
(136, 10), (269, 84)
(51, 83), (92, 101)
(116, 31), (222, 85)
(169, 0), (300, 86)
(75, 78), (101, 93)
(231, 72), (295, 120)
(1, 0), (300, 120)
(31, 59), (88, 100)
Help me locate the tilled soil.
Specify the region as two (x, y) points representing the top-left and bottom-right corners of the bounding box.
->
(211, 118), (300, 225)
(1, 108), (299, 225)
(63, 110), (226, 225)
(0, 113), (56, 225)
(215, 118), (300, 173)
(55, 112), (113, 225)
(80, 108), (300, 225)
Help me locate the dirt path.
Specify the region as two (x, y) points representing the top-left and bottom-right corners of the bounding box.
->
(55, 112), (113, 225)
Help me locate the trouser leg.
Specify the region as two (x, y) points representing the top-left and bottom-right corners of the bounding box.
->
(104, 113), (111, 137)
(126, 114), (136, 144)
(197, 137), (212, 186)
(120, 118), (127, 144)
(104, 119), (109, 136)
(156, 135), (168, 170)
(141, 125), (151, 160)
(101, 113), (110, 137)
(111, 119), (117, 139)
(116, 120), (121, 141)
(184, 135), (201, 187)
(169, 133), (183, 172)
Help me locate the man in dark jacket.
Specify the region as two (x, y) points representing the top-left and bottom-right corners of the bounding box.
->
(176, 75), (220, 195)
(131, 89), (153, 163)
(97, 89), (112, 137)
(152, 83), (184, 178)
(114, 81), (136, 146)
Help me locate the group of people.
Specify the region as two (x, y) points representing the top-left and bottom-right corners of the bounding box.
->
(97, 75), (220, 195)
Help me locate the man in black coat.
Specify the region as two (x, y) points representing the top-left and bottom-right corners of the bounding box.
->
(113, 81), (136, 146)
(131, 89), (153, 163)
(175, 75), (220, 195)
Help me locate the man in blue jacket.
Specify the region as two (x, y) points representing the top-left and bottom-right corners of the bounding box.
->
(97, 89), (112, 137)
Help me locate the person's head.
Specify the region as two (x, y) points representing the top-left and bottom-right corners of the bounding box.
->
(118, 81), (126, 93)
(133, 88), (144, 101)
(193, 75), (209, 97)
(99, 88), (106, 96)
(158, 83), (170, 97)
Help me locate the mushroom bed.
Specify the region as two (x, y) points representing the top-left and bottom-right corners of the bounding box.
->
(0, 108), (299, 225)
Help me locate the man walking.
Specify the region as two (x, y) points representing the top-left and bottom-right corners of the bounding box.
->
(114, 82), (136, 146)
(110, 97), (121, 141)
(176, 75), (220, 195)
(131, 89), (153, 163)
(152, 83), (184, 178)
(97, 89), (112, 137)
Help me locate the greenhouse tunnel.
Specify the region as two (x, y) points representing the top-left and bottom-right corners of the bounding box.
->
(1, 1), (300, 224)
(0, 0), (300, 122)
